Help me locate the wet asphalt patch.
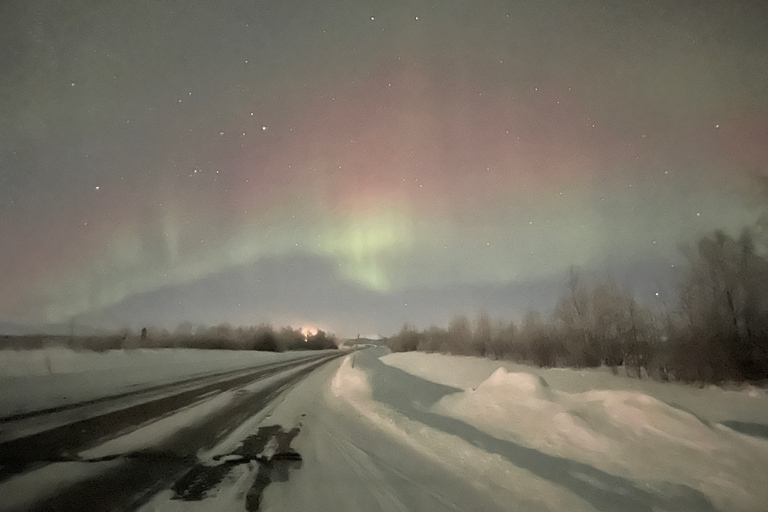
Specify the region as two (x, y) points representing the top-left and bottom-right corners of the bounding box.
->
(172, 424), (302, 511)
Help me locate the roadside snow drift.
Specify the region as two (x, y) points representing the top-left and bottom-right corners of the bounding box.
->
(432, 366), (768, 512)
(381, 351), (768, 425)
(330, 356), (602, 512)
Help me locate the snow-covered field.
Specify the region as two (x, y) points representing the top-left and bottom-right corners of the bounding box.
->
(0, 348), (320, 418)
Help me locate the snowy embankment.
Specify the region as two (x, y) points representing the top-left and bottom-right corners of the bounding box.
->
(375, 352), (768, 512)
(0, 348), (322, 418)
(380, 352), (768, 425)
(330, 354), (601, 512)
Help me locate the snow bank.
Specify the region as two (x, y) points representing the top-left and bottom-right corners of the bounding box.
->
(329, 356), (600, 512)
(433, 366), (768, 512)
(330, 355), (372, 405)
(381, 351), (768, 426)
(434, 368), (605, 452)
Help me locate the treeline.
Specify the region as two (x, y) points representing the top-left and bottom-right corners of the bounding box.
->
(130, 323), (338, 351)
(2, 324), (338, 352)
(388, 229), (768, 385)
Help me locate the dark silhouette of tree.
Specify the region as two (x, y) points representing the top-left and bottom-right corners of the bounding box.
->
(555, 267), (599, 367)
(672, 229), (768, 382)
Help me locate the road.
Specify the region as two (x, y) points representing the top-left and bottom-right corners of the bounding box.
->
(0, 351), (344, 512)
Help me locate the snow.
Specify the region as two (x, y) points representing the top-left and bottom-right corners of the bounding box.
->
(79, 358), (323, 459)
(141, 351), (602, 512)
(7, 347), (768, 511)
(0, 348), (322, 418)
(142, 355), (539, 512)
(330, 354), (373, 403)
(381, 351), (768, 425)
(137, 462), (261, 512)
(382, 351), (768, 512)
(323, 354), (600, 512)
(0, 460), (122, 512)
(0, 355), (334, 512)
(139, 349), (768, 511)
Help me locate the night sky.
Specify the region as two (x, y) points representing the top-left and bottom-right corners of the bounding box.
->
(2, 0), (767, 337)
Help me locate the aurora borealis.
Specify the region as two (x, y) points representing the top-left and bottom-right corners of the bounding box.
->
(2, 0), (767, 336)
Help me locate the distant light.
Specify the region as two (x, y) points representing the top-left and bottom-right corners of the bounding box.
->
(301, 325), (318, 337)
(94, 186), (100, 190)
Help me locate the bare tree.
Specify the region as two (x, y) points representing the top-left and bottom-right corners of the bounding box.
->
(590, 283), (630, 375)
(447, 314), (472, 354)
(519, 311), (557, 367)
(555, 267), (599, 367)
(387, 323), (421, 352)
(472, 313), (493, 357)
(673, 229), (768, 382)
(487, 319), (517, 360)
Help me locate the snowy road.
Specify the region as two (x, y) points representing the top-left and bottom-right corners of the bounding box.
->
(0, 351), (343, 512)
(2, 347), (768, 512)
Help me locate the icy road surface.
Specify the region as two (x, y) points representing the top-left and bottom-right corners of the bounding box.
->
(3, 347), (768, 511)
(0, 350), (341, 512)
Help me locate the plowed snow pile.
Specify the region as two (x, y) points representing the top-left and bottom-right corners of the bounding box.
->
(433, 367), (768, 512)
(330, 356), (601, 512)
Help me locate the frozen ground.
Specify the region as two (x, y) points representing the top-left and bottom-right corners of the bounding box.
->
(0, 348), (319, 418)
